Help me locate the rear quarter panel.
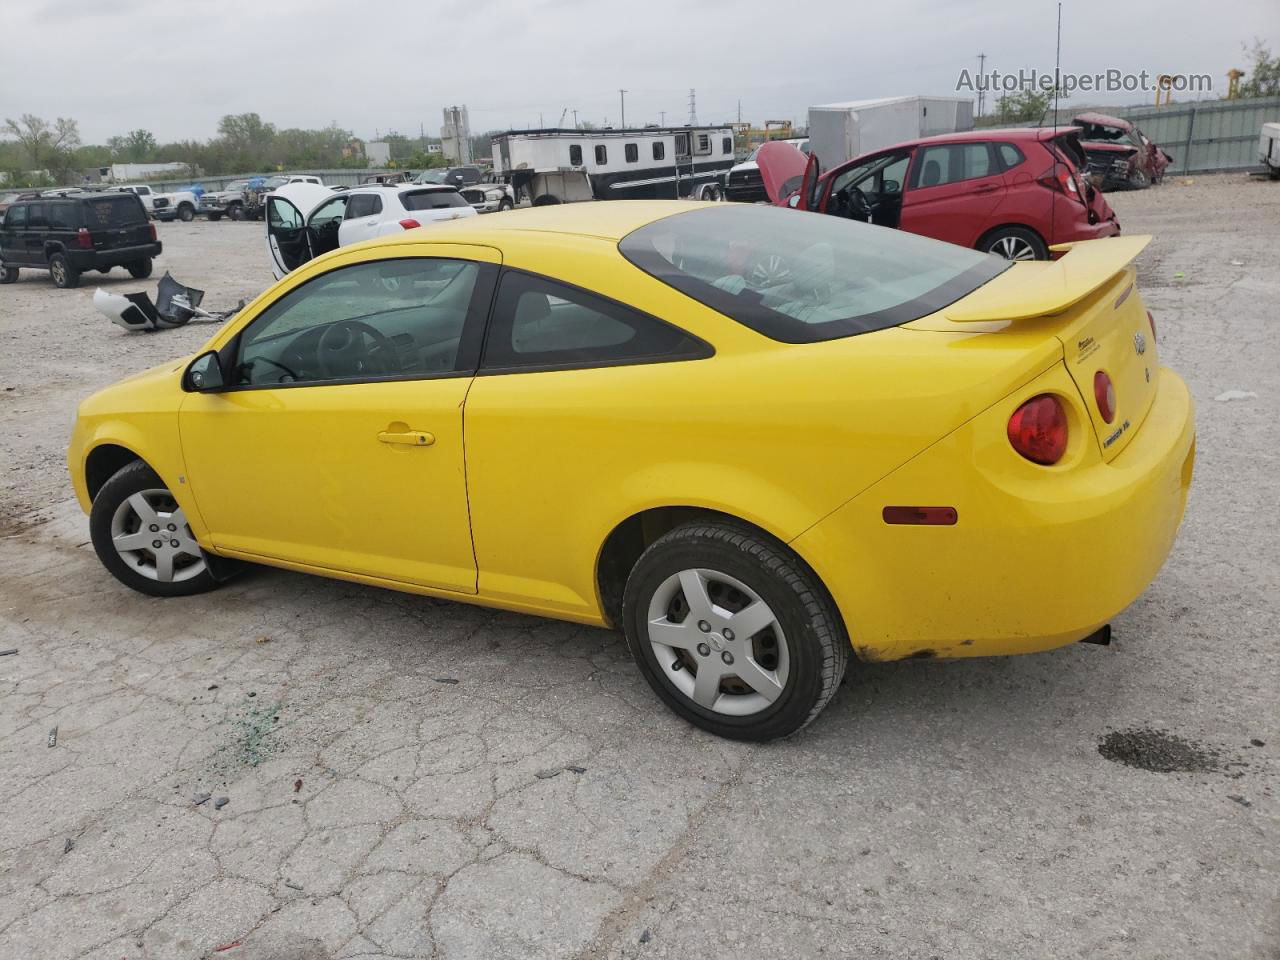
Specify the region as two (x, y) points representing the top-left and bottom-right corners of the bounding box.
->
(461, 235), (1064, 620)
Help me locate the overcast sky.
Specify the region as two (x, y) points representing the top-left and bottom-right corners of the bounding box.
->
(3, 0), (1276, 144)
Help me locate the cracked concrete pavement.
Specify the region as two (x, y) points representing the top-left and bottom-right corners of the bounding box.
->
(1, 177), (1278, 959)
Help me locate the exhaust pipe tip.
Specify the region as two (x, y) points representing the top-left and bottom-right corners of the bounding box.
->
(1079, 624), (1112, 646)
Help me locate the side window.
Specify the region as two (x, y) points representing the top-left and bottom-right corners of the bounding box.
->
(268, 198), (303, 229)
(695, 133), (711, 155)
(481, 271), (709, 371)
(675, 133), (690, 156)
(569, 144), (583, 166)
(722, 137), (733, 154)
(652, 141), (665, 161)
(345, 194), (383, 218)
(625, 143), (639, 163)
(996, 143), (1025, 170)
(5, 205), (27, 229)
(912, 143), (995, 188)
(594, 145), (608, 165)
(236, 258), (486, 386)
(49, 203), (79, 229)
(26, 203), (47, 228)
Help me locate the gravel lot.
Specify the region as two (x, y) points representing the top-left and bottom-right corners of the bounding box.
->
(1, 178), (1277, 960)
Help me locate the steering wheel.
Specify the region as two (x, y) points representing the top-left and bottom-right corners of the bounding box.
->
(317, 320), (395, 379)
(837, 183), (874, 222)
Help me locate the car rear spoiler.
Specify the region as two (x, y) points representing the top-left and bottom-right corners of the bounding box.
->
(944, 235), (1151, 323)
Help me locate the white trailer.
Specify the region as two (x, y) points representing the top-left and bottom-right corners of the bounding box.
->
(1260, 122), (1280, 179)
(491, 126), (735, 204)
(807, 96), (974, 170)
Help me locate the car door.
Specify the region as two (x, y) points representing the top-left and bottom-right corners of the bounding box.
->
(897, 141), (1005, 247)
(266, 183), (335, 279)
(1, 204), (28, 264)
(338, 192), (385, 246)
(23, 203), (48, 264)
(179, 246), (500, 592)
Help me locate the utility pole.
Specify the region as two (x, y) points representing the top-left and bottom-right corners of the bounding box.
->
(572, 109), (579, 129)
(976, 52), (987, 118)
(688, 89), (697, 125)
(659, 111), (665, 126)
(619, 89), (628, 129)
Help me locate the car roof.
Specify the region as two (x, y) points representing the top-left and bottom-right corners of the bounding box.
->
(850, 125), (1080, 160)
(1072, 111), (1131, 130)
(358, 199), (699, 245)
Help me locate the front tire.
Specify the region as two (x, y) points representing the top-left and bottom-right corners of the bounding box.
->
(49, 253), (80, 288)
(207, 212), (223, 221)
(89, 461), (219, 598)
(498, 198), (514, 212)
(178, 204), (195, 222)
(227, 203), (243, 220)
(127, 258), (153, 279)
(0, 265), (18, 283)
(978, 226), (1048, 261)
(1128, 168), (1150, 189)
(622, 521), (849, 741)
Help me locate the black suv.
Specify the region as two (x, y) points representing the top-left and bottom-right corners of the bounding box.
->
(0, 192), (161, 288)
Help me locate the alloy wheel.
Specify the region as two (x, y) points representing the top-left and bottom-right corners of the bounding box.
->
(992, 235), (1038, 260)
(645, 568), (790, 716)
(51, 261), (67, 285)
(109, 489), (206, 583)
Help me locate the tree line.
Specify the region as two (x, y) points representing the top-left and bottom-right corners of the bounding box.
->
(0, 112), (466, 188)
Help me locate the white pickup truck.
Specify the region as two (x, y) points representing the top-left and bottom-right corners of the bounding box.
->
(114, 184), (202, 222)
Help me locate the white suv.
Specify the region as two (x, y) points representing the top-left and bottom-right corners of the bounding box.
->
(265, 183), (477, 278)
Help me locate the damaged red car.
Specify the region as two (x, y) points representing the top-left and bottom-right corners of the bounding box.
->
(757, 127), (1119, 261)
(1072, 112), (1172, 190)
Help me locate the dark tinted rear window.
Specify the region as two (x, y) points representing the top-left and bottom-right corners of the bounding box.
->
(619, 205), (1009, 344)
(82, 195), (146, 227)
(402, 189), (468, 211)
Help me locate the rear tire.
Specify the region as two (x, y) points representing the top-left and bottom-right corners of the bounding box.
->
(978, 226), (1048, 261)
(89, 461), (219, 598)
(0, 265), (17, 283)
(49, 253), (80, 288)
(622, 521), (849, 741)
(127, 258), (153, 279)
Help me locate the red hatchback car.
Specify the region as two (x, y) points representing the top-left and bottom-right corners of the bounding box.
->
(757, 127), (1120, 260)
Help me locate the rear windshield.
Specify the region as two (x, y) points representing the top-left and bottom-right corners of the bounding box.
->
(619, 205), (1009, 343)
(401, 189), (468, 211)
(81, 195), (146, 227)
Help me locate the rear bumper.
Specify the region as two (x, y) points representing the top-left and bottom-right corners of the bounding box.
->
(67, 243), (162, 270)
(793, 365), (1195, 661)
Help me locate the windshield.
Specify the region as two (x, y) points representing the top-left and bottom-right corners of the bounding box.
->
(263, 176), (289, 189)
(225, 180), (250, 191)
(414, 169), (448, 184)
(619, 205), (1009, 343)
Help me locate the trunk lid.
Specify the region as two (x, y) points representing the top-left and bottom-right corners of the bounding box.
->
(907, 235), (1157, 461)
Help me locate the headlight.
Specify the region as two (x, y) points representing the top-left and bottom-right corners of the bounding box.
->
(484, 189), (503, 200)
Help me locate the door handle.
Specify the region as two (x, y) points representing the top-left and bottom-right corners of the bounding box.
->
(972, 184), (1000, 194)
(377, 430), (435, 446)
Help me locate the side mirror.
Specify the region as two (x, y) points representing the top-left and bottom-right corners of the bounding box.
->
(183, 350), (225, 392)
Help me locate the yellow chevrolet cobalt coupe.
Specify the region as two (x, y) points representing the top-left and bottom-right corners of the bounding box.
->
(69, 202), (1194, 740)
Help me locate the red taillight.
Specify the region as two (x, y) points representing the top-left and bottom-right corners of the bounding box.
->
(1038, 164), (1085, 204)
(1007, 394), (1069, 465)
(1093, 370), (1117, 423)
(398, 219), (421, 230)
(148, 224), (157, 242)
(1147, 309), (1156, 342)
(76, 227), (93, 249)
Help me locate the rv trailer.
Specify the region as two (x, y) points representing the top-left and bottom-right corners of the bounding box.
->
(491, 126), (736, 204)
